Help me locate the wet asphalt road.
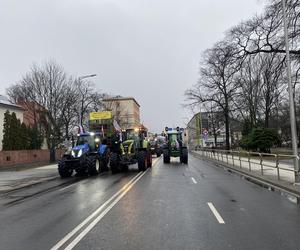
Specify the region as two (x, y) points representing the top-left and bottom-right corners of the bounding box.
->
(1, 155), (300, 250)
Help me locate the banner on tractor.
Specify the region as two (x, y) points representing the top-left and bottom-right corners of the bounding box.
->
(89, 111), (112, 120)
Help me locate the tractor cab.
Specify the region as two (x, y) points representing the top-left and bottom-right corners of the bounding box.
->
(69, 132), (102, 159)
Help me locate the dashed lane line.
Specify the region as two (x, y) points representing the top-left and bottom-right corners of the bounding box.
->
(191, 177), (197, 184)
(207, 202), (225, 224)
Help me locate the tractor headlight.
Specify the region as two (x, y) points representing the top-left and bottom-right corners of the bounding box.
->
(71, 150), (76, 157)
(77, 149), (83, 157)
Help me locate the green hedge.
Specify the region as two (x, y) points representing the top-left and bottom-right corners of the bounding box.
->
(2, 111), (43, 151)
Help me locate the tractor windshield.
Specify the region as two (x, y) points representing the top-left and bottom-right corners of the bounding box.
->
(168, 133), (181, 142)
(168, 133), (182, 148)
(76, 135), (101, 150)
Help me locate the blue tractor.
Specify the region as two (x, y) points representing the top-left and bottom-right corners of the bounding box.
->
(58, 132), (109, 178)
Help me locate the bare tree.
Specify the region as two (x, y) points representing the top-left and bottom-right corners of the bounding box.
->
(185, 42), (240, 149)
(233, 55), (263, 128)
(230, 0), (300, 56)
(7, 60), (72, 161)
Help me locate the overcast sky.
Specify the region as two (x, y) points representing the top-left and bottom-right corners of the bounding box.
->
(0, 0), (264, 132)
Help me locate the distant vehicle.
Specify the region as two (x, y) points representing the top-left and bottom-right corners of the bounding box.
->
(58, 132), (109, 178)
(149, 139), (163, 157)
(163, 127), (188, 164)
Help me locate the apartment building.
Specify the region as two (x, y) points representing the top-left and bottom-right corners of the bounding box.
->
(103, 97), (141, 130)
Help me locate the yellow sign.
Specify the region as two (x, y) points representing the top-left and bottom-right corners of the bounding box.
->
(89, 111), (112, 120)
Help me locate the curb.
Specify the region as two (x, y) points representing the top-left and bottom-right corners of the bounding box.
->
(191, 151), (300, 200)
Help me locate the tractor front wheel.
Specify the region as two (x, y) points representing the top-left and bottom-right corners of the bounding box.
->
(87, 156), (99, 176)
(110, 153), (119, 174)
(138, 151), (147, 171)
(58, 158), (73, 178)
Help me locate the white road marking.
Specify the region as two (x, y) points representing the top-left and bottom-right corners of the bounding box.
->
(207, 202), (225, 224)
(64, 169), (149, 250)
(59, 182), (80, 192)
(191, 177), (197, 184)
(35, 164), (57, 170)
(51, 157), (159, 250)
(50, 171), (143, 250)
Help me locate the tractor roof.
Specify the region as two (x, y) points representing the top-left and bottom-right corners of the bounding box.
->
(78, 132), (101, 137)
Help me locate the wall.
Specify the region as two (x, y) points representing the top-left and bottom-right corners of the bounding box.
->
(0, 106), (24, 151)
(0, 149), (64, 168)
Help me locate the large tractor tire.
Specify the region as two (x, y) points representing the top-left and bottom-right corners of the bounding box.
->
(99, 158), (109, 173)
(147, 152), (152, 168)
(87, 156), (99, 176)
(110, 153), (119, 174)
(99, 153), (109, 173)
(156, 152), (161, 157)
(181, 148), (188, 164)
(163, 149), (170, 164)
(137, 151), (147, 171)
(121, 164), (129, 172)
(58, 158), (73, 178)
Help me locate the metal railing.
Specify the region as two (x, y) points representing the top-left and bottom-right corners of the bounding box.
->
(194, 148), (298, 183)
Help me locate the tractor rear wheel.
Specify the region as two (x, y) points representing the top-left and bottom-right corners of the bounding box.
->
(163, 150), (170, 164)
(138, 151), (147, 171)
(181, 148), (188, 164)
(58, 158), (73, 178)
(110, 153), (119, 174)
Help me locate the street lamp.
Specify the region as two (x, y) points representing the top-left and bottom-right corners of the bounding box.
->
(78, 74), (97, 80)
(282, 0), (300, 182)
(77, 74), (97, 126)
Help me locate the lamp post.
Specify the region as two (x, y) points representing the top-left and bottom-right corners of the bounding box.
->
(78, 74), (97, 80)
(282, 0), (300, 182)
(77, 74), (97, 126)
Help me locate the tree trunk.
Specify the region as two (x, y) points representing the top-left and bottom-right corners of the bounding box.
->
(65, 123), (70, 140)
(224, 99), (230, 150)
(50, 147), (56, 163)
(49, 139), (56, 163)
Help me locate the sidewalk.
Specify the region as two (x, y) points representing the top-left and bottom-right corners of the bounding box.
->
(192, 150), (300, 197)
(0, 164), (58, 193)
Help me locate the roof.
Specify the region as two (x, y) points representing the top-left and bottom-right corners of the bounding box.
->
(103, 96), (140, 107)
(0, 95), (24, 111)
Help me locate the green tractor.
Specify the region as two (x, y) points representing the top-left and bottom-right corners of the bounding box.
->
(163, 127), (188, 164)
(110, 126), (152, 173)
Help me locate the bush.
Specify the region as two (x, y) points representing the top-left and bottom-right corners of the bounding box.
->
(2, 111), (43, 151)
(240, 127), (280, 153)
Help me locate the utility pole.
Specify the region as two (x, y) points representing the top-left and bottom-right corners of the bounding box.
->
(282, 0), (300, 182)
